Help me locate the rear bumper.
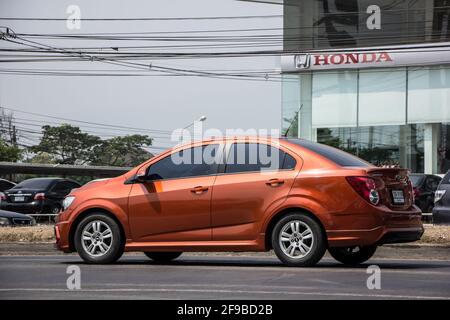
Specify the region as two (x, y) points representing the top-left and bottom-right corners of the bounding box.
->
(327, 205), (424, 247)
(376, 229), (423, 244)
(432, 207), (450, 225)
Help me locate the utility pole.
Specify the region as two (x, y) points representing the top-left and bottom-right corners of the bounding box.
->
(11, 125), (17, 147)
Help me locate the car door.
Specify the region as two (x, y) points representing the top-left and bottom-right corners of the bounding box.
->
(211, 141), (301, 241)
(128, 143), (224, 242)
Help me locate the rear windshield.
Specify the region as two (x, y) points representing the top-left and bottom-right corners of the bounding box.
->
(12, 179), (55, 190)
(409, 175), (424, 187)
(287, 139), (372, 167)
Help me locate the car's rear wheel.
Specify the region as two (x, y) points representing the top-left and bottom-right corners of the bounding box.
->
(144, 252), (182, 262)
(272, 213), (326, 267)
(74, 213), (124, 264)
(328, 245), (377, 265)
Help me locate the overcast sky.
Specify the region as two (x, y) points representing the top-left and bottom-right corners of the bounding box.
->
(0, 0), (283, 152)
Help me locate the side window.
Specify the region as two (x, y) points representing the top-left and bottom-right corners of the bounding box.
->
(225, 143), (296, 174)
(0, 181), (14, 191)
(426, 177), (440, 190)
(147, 144), (221, 180)
(282, 152), (297, 170)
(431, 177), (441, 190)
(51, 181), (74, 196)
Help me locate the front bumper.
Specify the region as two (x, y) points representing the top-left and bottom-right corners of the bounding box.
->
(432, 207), (450, 225)
(55, 220), (71, 252)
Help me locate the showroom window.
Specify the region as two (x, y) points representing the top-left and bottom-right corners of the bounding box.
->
(358, 68), (407, 126)
(408, 66), (450, 123)
(312, 70), (358, 128)
(317, 125), (425, 173)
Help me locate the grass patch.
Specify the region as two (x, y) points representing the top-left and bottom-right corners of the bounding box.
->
(420, 225), (450, 244)
(0, 225), (54, 242)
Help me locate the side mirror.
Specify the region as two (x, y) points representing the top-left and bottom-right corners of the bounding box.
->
(135, 173), (161, 183)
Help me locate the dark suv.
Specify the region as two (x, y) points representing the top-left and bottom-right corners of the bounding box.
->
(0, 178), (81, 216)
(409, 174), (442, 213)
(433, 170), (450, 224)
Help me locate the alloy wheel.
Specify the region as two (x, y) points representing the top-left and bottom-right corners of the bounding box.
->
(278, 220), (314, 259)
(81, 220), (113, 257)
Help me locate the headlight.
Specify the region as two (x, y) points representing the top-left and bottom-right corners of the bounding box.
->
(435, 190), (446, 203)
(0, 217), (11, 226)
(62, 196), (76, 211)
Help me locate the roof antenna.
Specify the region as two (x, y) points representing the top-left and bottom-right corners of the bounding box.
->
(283, 104), (303, 137)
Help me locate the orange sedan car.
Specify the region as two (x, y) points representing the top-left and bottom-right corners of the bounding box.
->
(55, 137), (423, 266)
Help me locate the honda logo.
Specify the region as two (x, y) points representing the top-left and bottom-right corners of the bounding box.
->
(295, 54), (311, 69)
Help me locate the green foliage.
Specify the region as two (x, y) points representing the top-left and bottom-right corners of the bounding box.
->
(0, 139), (22, 162)
(29, 125), (153, 167)
(30, 124), (101, 165)
(90, 135), (153, 167)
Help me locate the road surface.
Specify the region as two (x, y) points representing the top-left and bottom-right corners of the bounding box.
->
(1, 251), (449, 299)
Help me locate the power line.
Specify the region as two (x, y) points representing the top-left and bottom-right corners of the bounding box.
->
(2, 35), (285, 82)
(0, 107), (173, 134)
(0, 14), (283, 21)
(1, 5), (449, 21)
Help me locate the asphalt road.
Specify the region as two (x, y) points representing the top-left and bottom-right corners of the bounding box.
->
(1, 251), (450, 300)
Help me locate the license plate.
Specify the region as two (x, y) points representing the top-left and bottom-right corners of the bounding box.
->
(391, 190), (405, 204)
(14, 196), (25, 202)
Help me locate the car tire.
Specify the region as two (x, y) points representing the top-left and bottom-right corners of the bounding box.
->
(74, 213), (124, 264)
(328, 245), (377, 265)
(272, 213), (326, 267)
(144, 252), (182, 262)
(50, 205), (61, 215)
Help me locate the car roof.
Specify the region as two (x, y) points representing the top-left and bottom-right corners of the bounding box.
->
(0, 179), (15, 184)
(15, 177), (81, 186)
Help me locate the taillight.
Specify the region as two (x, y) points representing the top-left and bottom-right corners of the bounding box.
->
(0, 192), (6, 201)
(34, 193), (46, 200)
(346, 176), (380, 205)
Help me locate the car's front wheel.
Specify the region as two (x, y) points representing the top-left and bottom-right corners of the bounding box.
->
(144, 252), (182, 262)
(74, 213), (124, 264)
(328, 245), (377, 265)
(272, 213), (326, 267)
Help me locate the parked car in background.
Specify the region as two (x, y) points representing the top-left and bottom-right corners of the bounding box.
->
(0, 178), (81, 216)
(409, 173), (442, 213)
(55, 137), (423, 267)
(0, 209), (36, 227)
(0, 179), (16, 192)
(433, 170), (450, 225)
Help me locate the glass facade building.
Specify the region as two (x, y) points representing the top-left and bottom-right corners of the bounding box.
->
(281, 1), (450, 174)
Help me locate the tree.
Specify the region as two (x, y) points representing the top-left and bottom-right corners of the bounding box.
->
(0, 108), (21, 162)
(90, 135), (153, 167)
(30, 124), (101, 165)
(0, 139), (22, 162)
(0, 108), (18, 146)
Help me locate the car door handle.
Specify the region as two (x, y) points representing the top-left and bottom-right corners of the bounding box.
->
(190, 186), (209, 194)
(265, 179), (284, 187)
